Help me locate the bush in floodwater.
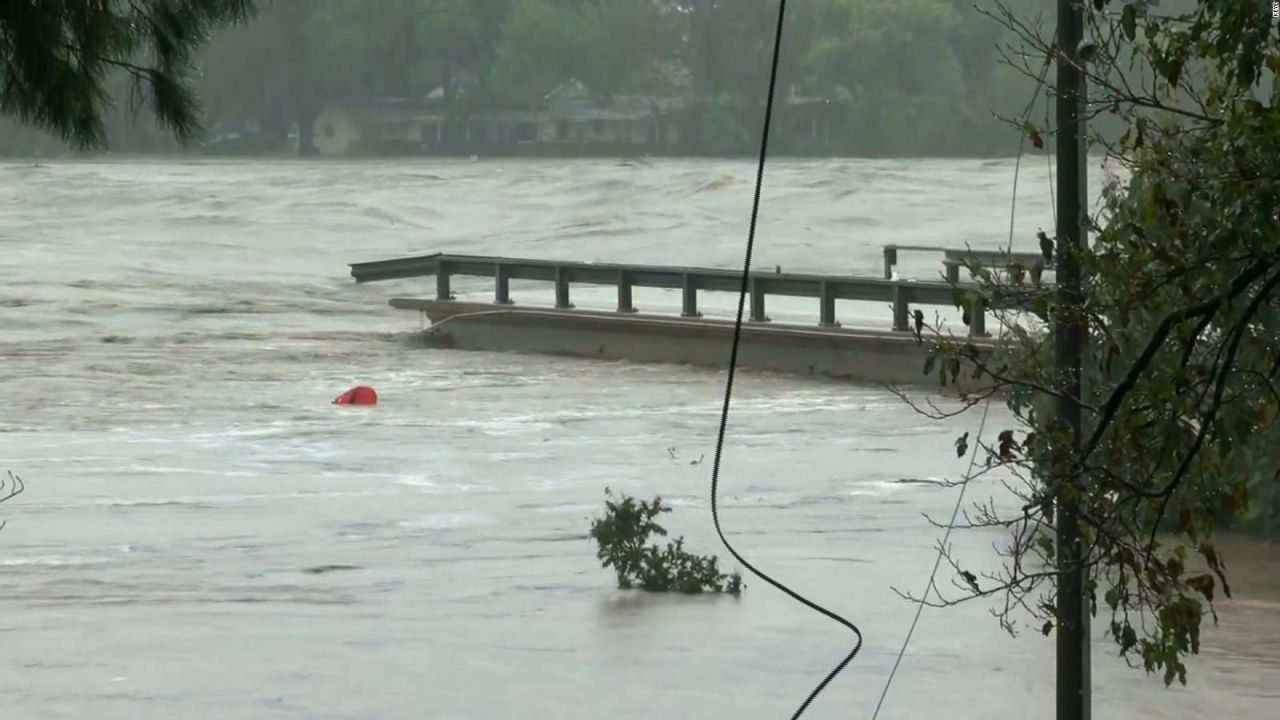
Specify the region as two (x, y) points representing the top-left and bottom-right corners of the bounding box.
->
(590, 489), (742, 595)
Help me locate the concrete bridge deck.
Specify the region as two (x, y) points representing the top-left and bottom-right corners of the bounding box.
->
(349, 249), (1036, 389)
(392, 298), (996, 388)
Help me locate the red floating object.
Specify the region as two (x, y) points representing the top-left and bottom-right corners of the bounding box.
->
(333, 385), (378, 406)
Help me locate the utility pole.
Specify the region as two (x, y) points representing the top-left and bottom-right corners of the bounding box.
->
(1054, 0), (1089, 718)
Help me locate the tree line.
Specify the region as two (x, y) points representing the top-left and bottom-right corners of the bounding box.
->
(1, 0), (1058, 157)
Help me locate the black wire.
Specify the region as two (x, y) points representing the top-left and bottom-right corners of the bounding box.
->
(707, 1), (863, 718)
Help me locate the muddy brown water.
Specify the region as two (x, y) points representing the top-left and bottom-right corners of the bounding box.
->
(1, 159), (1274, 718)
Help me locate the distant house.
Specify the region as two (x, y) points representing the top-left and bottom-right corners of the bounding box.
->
(534, 79), (686, 148)
(310, 80), (688, 156)
(460, 110), (544, 149)
(312, 92), (450, 155)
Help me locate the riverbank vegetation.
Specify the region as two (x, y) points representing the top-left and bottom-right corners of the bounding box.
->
(3, 0), (1074, 158)
(913, 0), (1280, 687)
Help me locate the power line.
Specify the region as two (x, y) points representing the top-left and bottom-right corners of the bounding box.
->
(871, 55), (1056, 719)
(706, 1), (864, 718)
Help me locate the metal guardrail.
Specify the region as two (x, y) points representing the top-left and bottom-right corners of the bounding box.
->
(882, 244), (1053, 283)
(350, 252), (1023, 337)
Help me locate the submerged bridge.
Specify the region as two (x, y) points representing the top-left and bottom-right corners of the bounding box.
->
(349, 246), (1049, 388)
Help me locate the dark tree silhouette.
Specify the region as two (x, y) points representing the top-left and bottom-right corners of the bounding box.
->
(0, 0), (253, 147)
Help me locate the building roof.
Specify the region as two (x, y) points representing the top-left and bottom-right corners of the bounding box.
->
(322, 78), (690, 126)
(543, 79), (688, 121)
(336, 95), (448, 111)
(548, 96), (688, 122)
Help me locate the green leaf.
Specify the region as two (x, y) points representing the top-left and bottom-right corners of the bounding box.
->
(1266, 53), (1280, 77)
(1187, 573), (1215, 602)
(1104, 585), (1122, 611)
(1036, 534), (1055, 559)
(1167, 58), (1184, 89)
(1121, 624), (1138, 653)
(1235, 414), (1252, 444)
(1121, 4), (1137, 41)
(1023, 120), (1044, 150)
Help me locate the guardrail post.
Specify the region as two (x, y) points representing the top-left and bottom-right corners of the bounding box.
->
(942, 256), (962, 281)
(494, 263), (513, 304)
(436, 261), (453, 300)
(969, 294), (987, 337)
(892, 282), (910, 331)
(819, 281), (838, 327)
(883, 245), (898, 279)
(749, 277), (769, 322)
(617, 270), (636, 313)
(555, 266), (573, 309)
(681, 273), (700, 317)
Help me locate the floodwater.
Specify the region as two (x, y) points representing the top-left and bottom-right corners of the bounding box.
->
(0, 158), (1275, 719)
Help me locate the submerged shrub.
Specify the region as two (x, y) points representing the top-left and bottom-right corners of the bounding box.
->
(590, 489), (742, 595)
